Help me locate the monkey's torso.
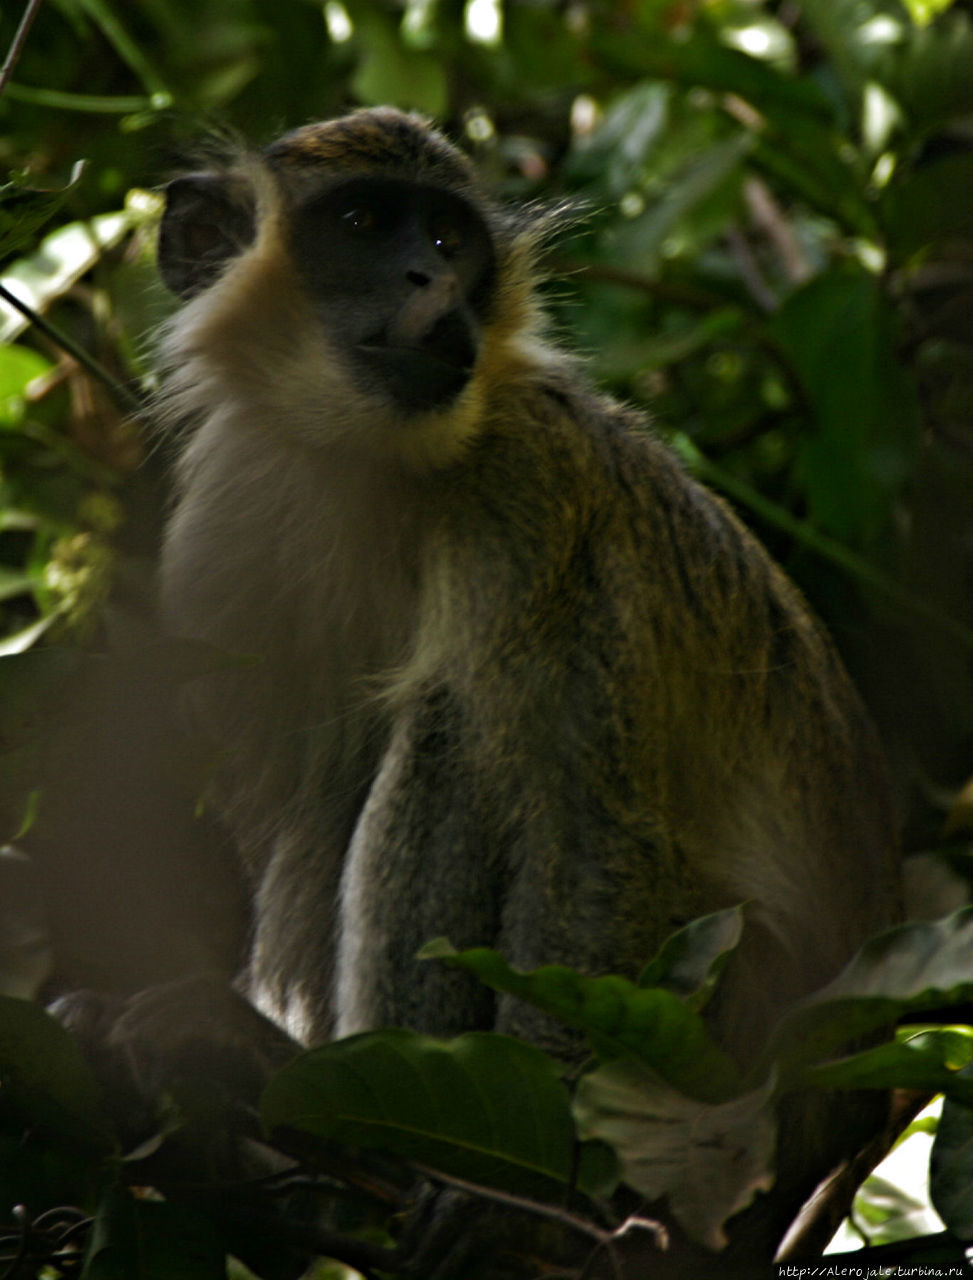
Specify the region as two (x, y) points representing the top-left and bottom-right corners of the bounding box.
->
(160, 352), (896, 1067)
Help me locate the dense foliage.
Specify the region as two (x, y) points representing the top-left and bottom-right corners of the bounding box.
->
(1, 0), (972, 1276)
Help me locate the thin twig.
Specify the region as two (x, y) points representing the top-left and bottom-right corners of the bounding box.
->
(0, 0), (45, 100)
(549, 256), (725, 312)
(726, 227), (778, 314)
(412, 1162), (667, 1251)
(744, 175), (813, 287)
(0, 280), (144, 417)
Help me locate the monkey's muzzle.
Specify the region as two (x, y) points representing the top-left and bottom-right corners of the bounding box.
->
(356, 308), (477, 413)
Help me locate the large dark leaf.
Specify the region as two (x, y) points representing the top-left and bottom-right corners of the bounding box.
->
(770, 265), (919, 546)
(931, 1064), (973, 1241)
(81, 1191), (225, 1280)
(261, 1028), (616, 1201)
(0, 995), (113, 1152)
(421, 940), (740, 1101)
(574, 1058), (776, 1250)
(803, 1028), (973, 1102)
(883, 155), (973, 262)
(762, 910), (973, 1086)
(637, 904), (744, 1010)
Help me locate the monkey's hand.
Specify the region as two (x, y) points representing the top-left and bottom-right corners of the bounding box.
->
(50, 974), (300, 1148)
(51, 976), (318, 1280)
(50, 974), (299, 1154)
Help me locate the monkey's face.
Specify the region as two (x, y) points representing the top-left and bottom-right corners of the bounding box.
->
(157, 112), (504, 422)
(156, 110), (544, 464)
(286, 176), (495, 413)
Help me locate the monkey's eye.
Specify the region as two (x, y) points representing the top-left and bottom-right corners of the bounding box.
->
(429, 216), (465, 259)
(340, 204), (380, 233)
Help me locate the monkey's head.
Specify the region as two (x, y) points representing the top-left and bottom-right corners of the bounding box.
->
(157, 109), (546, 464)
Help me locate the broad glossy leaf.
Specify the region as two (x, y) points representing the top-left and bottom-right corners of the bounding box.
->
(803, 1029), (973, 1101)
(883, 155), (973, 262)
(574, 1057), (776, 1249)
(879, 10), (973, 136)
(931, 1065), (973, 1240)
(0, 212), (134, 343)
(82, 1192), (224, 1280)
(0, 345), (52, 428)
(349, 7), (448, 117)
(594, 19), (831, 120)
(763, 909), (973, 1085)
(591, 18), (873, 231)
(607, 134), (752, 274)
(771, 265), (919, 545)
(0, 995), (113, 1151)
(262, 1028), (615, 1200)
(421, 941), (740, 1101)
(637, 905), (745, 1010)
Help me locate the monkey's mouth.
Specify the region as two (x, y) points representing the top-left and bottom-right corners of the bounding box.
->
(354, 313), (477, 414)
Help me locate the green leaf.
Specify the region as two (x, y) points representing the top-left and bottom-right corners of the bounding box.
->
(420, 941), (740, 1101)
(931, 1064), (973, 1239)
(594, 20), (832, 121)
(261, 1028), (614, 1200)
(567, 82), (672, 195)
(72, 0), (171, 103)
(347, 4), (448, 117)
(850, 1174), (943, 1244)
(0, 210), (135, 342)
(901, 0), (958, 25)
(574, 1057), (777, 1250)
(0, 567), (37, 600)
(591, 18), (874, 232)
(803, 1029), (973, 1101)
(637, 905), (745, 1010)
(608, 134), (752, 274)
(504, 4), (591, 90)
(82, 1191), (225, 1280)
(0, 995), (114, 1151)
(883, 155), (973, 262)
(797, 0), (899, 102)
(0, 345), (52, 428)
(0, 188), (66, 263)
(878, 10), (973, 136)
(3, 86), (155, 114)
(763, 909), (973, 1086)
(770, 265), (919, 545)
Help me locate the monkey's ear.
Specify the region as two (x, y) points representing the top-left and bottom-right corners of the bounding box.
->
(158, 173), (256, 300)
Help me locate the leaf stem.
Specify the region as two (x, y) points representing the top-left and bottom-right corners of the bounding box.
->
(0, 0), (46, 100)
(413, 1161), (667, 1251)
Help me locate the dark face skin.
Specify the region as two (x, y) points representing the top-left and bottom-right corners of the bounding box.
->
(287, 177), (496, 414)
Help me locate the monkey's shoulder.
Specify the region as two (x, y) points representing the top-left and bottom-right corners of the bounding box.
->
(474, 363), (776, 575)
(458, 361), (842, 688)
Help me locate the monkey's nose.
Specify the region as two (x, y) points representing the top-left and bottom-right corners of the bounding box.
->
(389, 272), (461, 347)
